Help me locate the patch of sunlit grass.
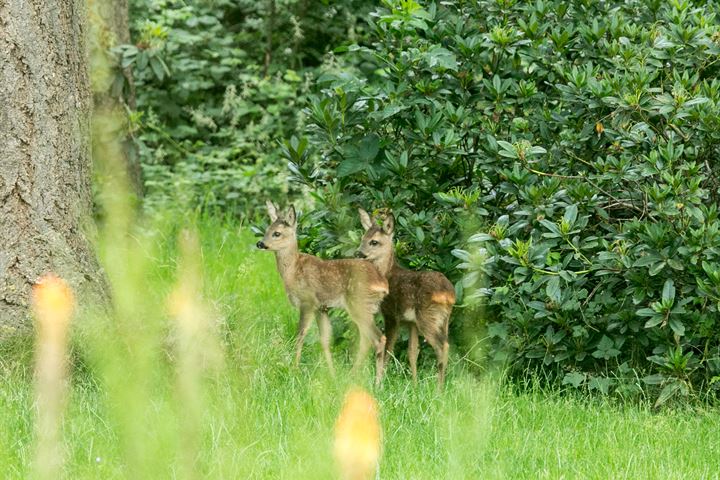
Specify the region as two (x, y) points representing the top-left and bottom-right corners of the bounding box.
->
(1, 217), (718, 480)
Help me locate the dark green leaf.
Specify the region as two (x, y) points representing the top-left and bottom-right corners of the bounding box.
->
(563, 205), (578, 226)
(662, 279), (675, 303)
(546, 276), (561, 302)
(562, 372), (585, 388)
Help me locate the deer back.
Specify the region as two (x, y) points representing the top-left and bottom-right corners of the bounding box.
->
(382, 265), (455, 320)
(285, 254), (388, 310)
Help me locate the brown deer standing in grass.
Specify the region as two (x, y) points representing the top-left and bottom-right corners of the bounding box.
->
(257, 201), (389, 385)
(356, 209), (455, 386)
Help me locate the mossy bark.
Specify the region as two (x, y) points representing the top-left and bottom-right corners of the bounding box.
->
(91, 0), (142, 197)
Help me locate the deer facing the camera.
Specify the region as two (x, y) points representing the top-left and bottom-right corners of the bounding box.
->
(357, 209), (455, 386)
(257, 202), (388, 385)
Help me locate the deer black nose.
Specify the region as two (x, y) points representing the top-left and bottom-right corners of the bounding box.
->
(355, 251), (366, 258)
(256, 241), (267, 249)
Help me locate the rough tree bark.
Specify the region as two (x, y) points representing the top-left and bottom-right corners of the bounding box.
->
(0, 1), (104, 334)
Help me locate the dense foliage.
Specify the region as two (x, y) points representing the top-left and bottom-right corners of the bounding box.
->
(285, 0), (720, 401)
(123, 0), (371, 215)
(122, 0), (720, 401)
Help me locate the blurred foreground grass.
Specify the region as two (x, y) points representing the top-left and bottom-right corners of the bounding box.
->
(1, 215), (719, 479)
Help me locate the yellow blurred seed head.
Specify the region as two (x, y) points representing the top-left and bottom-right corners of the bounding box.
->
(334, 387), (381, 480)
(32, 274), (75, 338)
(166, 287), (192, 318)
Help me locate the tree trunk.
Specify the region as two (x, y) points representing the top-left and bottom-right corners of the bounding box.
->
(107, 0), (134, 108)
(91, 0), (142, 198)
(263, 0), (276, 77)
(0, 0), (104, 334)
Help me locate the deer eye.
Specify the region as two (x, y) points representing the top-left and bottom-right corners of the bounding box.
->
(370, 240), (379, 246)
(272, 231), (281, 238)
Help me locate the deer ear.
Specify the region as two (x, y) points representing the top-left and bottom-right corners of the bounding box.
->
(266, 201), (278, 222)
(285, 205), (297, 226)
(358, 208), (373, 231)
(382, 214), (395, 235)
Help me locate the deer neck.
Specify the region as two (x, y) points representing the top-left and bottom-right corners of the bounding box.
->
(376, 250), (396, 278)
(274, 243), (300, 281)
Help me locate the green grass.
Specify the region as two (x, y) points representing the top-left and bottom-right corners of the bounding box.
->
(1, 215), (719, 479)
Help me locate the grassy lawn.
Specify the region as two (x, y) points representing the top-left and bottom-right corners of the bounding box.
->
(1, 216), (718, 479)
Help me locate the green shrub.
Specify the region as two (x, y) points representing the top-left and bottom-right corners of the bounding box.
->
(289, 0), (720, 401)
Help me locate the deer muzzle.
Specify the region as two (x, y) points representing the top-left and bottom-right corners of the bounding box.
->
(256, 241), (267, 249)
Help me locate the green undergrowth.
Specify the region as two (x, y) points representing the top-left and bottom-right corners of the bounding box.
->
(1, 215), (718, 479)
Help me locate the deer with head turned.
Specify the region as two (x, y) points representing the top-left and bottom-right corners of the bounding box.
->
(257, 201), (388, 385)
(356, 209), (455, 386)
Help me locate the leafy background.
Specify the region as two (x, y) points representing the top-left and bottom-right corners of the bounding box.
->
(122, 0), (720, 404)
(122, 0), (372, 215)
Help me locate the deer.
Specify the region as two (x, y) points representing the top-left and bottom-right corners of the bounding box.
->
(356, 209), (455, 387)
(256, 201), (389, 385)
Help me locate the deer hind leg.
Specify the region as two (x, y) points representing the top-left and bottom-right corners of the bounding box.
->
(349, 307), (386, 386)
(418, 305), (451, 388)
(408, 323), (419, 383)
(350, 334), (370, 376)
(294, 307), (315, 367)
(317, 310), (335, 376)
(429, 334), (449, 388)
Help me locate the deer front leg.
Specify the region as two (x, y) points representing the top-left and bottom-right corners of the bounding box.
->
(294, 308), (315, 367)
(382, 314), (399, 368)
(408, 323), (419, 384)
(317, 310), (335, 376)
(374, 329), (387, 387)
